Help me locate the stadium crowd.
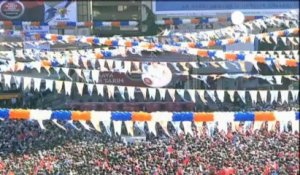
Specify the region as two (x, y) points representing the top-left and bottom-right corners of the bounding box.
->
(0, 120), (299, 175)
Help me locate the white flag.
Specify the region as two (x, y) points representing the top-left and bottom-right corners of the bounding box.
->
(87, 84), (94, 96)
(45, 79), (54, 91)
(280, 90), (289, 103)
(159, 88), (167, 100)
(64, 81), (73, 95)
(227, 90), (235, 102)
(33, 78), (41, 91)
(259, 90), (268, 103)
(76, 82), (85, 96)
(91, 70), (99, 83)
(96, 84), (104, 96)
(237, 90), (246, 104)
(216, 90), (225, 102)
(113, 121), (122, 136)
(249, 90), (257, 104)
(106, 85), (115, 99)
(197, 90), (207, 104)
(206, 90), (216, 102)
(168, 89), (176, 102)
(187, 89), (195, 103)
(23, 77), (32, 90)
(127, 86), (135, 100)
(270, 90), (279, 103)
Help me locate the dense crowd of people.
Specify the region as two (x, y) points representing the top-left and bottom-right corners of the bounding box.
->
(0, 120), (299, 174)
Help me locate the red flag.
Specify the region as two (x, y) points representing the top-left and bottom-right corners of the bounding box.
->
(167, 146), (173, 153)
(183, 157), (190, 166)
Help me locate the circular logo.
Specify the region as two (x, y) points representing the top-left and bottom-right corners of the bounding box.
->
(142, 63), (172, 88)
(0, 1), (25, 20)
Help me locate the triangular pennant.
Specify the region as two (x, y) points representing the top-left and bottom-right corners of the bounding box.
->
(291, 90), (299, 101)
(271, 35), (278, 44)
(288, 37), (297, 46)
(158, 121), (169, 136)
(124, 61), (132, 73)
(75, 69), (83, 78)
(197, 90), (207, 104)
(76, 82), (85, 96)
(176, 89), (185, 100)
(158, 88), (167, 100)
(102, 120), (112, 136)
(96, 84), (104, 96)
(66, 121), (80, 131)
(45, 79), (54, 91)
(127, 86), (135, 100)
(216, 90), (225, 102)
(281, 37), (287, 46)
(87, 84), (94, 96)
(113, 121), (122, 136)
(249, 90), (257, 104)
(79, 120), (91, 130)
(172, 121), (184, 135)
(53, 67), (61, 76)
(106, 85), (115, 99)
(124, 121), (134, 136)
(274, 75), (282, 85)
(148, 88), (157, 100)
(135, 122), (145, 134)
(62, 68), (72, 80)
(270, 90), (279, 103)
(52, 119), (66, 131)
(139, 87), (148, 100)
(23, 77), (32, 90)
(118, 86), (126, 99)
(147, 121), (157, 136)
(206, 90), (216, 102)
(83, 70), (91, 82)
(91, 70), (99, 83)
(14, 76), (22, 89)
(33, 78), (41, 91)
(106, 60), (114, 70)
(280, 90), (289, 103)
(182, 121), (193, 136)
(98, 59), (107, 71)
(187, 89), (195, 103)
(227, 90), (235, 102)
(64, 81), (73, 95)
(259, 90), (268, 103)
(90, 59), (96, 69)
(237, 90), (246, 104)
(168, 89), (176, 102)
(3, 74), (11, 88)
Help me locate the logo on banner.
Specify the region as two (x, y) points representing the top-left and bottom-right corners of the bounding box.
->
(142, 63), (172, 88)
(0, 1), (25, 19)
(58, 7), (68, 18)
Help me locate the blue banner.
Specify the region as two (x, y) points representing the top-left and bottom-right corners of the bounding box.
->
(153, 0), (298, 15)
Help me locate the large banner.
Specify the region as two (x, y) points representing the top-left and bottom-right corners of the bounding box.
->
(152, 0), (299, 16)
(0, 0), (77, 23)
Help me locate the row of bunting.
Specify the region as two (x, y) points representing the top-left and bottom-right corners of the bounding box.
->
(0, 10), (298, 43)
(0, 109), (299, 135)
(0, 15), (266, 28)
(1, 51), (299, 75)
(3, 45), (299, 62)
(170, 10), (298, 41)
(0, 74), (298, 104)
(2, 59), (299, 85)
(4, 28), (299, 48)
